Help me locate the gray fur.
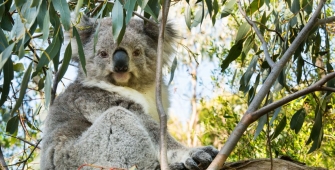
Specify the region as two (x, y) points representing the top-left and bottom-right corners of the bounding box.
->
(40, 16), (217, 170)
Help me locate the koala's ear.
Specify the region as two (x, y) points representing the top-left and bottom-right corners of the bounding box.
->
(144, 21), (177, 62)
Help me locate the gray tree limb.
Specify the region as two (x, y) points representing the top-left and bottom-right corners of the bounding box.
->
(156, 0), (171, 170)
(207, 0), (326, 169)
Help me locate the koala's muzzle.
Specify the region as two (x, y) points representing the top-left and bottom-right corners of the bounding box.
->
(113, 50), (129, 72)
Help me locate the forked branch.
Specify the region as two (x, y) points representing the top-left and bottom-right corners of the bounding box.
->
(207, 0), (326, 169)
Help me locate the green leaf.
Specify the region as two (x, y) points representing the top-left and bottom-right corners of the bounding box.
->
(0, 43), (15, 70)
(168, 57), (177, 86)
(235, 22), (251, 46)
(112, 0), (126, 45)
(10, 63), (33, 116)
(124, 0), (136, 24)
(0, 28), (9, 51)
(239, 56), (258, 90)
(191, 3), (204, 27)
(307, 107), (323, 153)
(290, 0), (300, 14)
(221, 40), (244, 72)
(290, 109), (306, 134)
(15, 0), (25, 7)
(42, 7), (50, 43)
(13, 63), (25, 72)
(253, 114), (267, 140)
(246, 0), (265, 15)
(57, 43), (72, 83)
(0, 58), (13, 107)
(31, 0), (40, 7)
(211, 0), (219, 25)
(1, 12), (13, 31)
(37, 0), (47, 29)
(36, 27), (62, 71)
(205, 0), (213, 17)
(269, 106), (282, 125)
(45, 68), (52, 109)
(38, 76), (45, 91)
(221, 0), (235, 18)
(6, 115), (19, 135)
(302, 0), (312, 14)
(296, 56), (304, 83)
(0, 0), (5, 21)
(73, 26), (87, 75)
(185, 5), (192, 29)
(52, 0), (71, 30)
(278, 68), (286, 87)
(271, 116), (287, 140)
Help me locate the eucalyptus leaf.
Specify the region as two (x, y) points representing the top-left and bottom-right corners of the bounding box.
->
(112, 0), (126, 44)
(6, 115), (19, 135)
(0, 43), (15, 70)
(290, 109), (306, 134)
(271, 116), (287, 140)
(52, 0), (71, 30)
(10, 62), (33, 116)
(73, 26), (87, 75)
(0, 58), (13, 107)
(57, 43), (72, 83)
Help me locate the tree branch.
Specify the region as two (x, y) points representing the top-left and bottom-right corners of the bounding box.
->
(0, 146), (8, 170)
(156, 0), (171, 169)
(237, 0), (274, 67)
(315, 16), (335, 25)
(207, 0), (326, 169)
(6, 135), (41, 149)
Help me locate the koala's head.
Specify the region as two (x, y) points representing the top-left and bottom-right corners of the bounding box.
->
(72, 16), (176, 91)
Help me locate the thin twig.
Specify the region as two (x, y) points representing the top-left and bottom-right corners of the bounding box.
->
(5, 135), (41, 149)
(5, 139), (42, 168)
(156, 0), (171, 169)
(237, 0), (275, 67)
(253, 21), (285, 42)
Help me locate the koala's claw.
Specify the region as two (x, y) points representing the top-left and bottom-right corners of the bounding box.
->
(170, 146), (219, 170)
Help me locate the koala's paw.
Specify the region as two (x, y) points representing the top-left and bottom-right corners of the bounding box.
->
(115, 100), (143, 113)
(170, 146), (218, 170)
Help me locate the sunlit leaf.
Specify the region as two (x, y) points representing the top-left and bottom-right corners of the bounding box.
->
(246, 0), (264, 16)
(10, 62), (33, 116)
(191, 5), (204, 28)
(52, 0), (71, 30)
(290, 109), (306, 134)
(42, 8), (50, 43)
(0, 43), (15, 70)
(271, 116), (287, 140)
(13, 63), (25, 72)
(235, 22), (251, 47)
(221, 0), (235, 18)
(185, 5), (192, 29)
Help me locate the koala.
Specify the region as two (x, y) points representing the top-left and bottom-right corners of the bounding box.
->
(40, 15), (218, 170)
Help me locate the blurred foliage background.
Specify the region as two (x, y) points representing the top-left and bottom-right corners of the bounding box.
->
(0, 0), (334, 169)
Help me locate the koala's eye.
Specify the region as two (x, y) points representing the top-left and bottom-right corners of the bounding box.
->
(132, 49), (141, 57)
(99, 51), (108, 58)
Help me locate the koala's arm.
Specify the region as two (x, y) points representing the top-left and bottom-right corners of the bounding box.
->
(41, 106), (160, 170)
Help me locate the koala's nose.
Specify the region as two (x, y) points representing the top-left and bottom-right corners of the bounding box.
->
(113, 50), (129, 72)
